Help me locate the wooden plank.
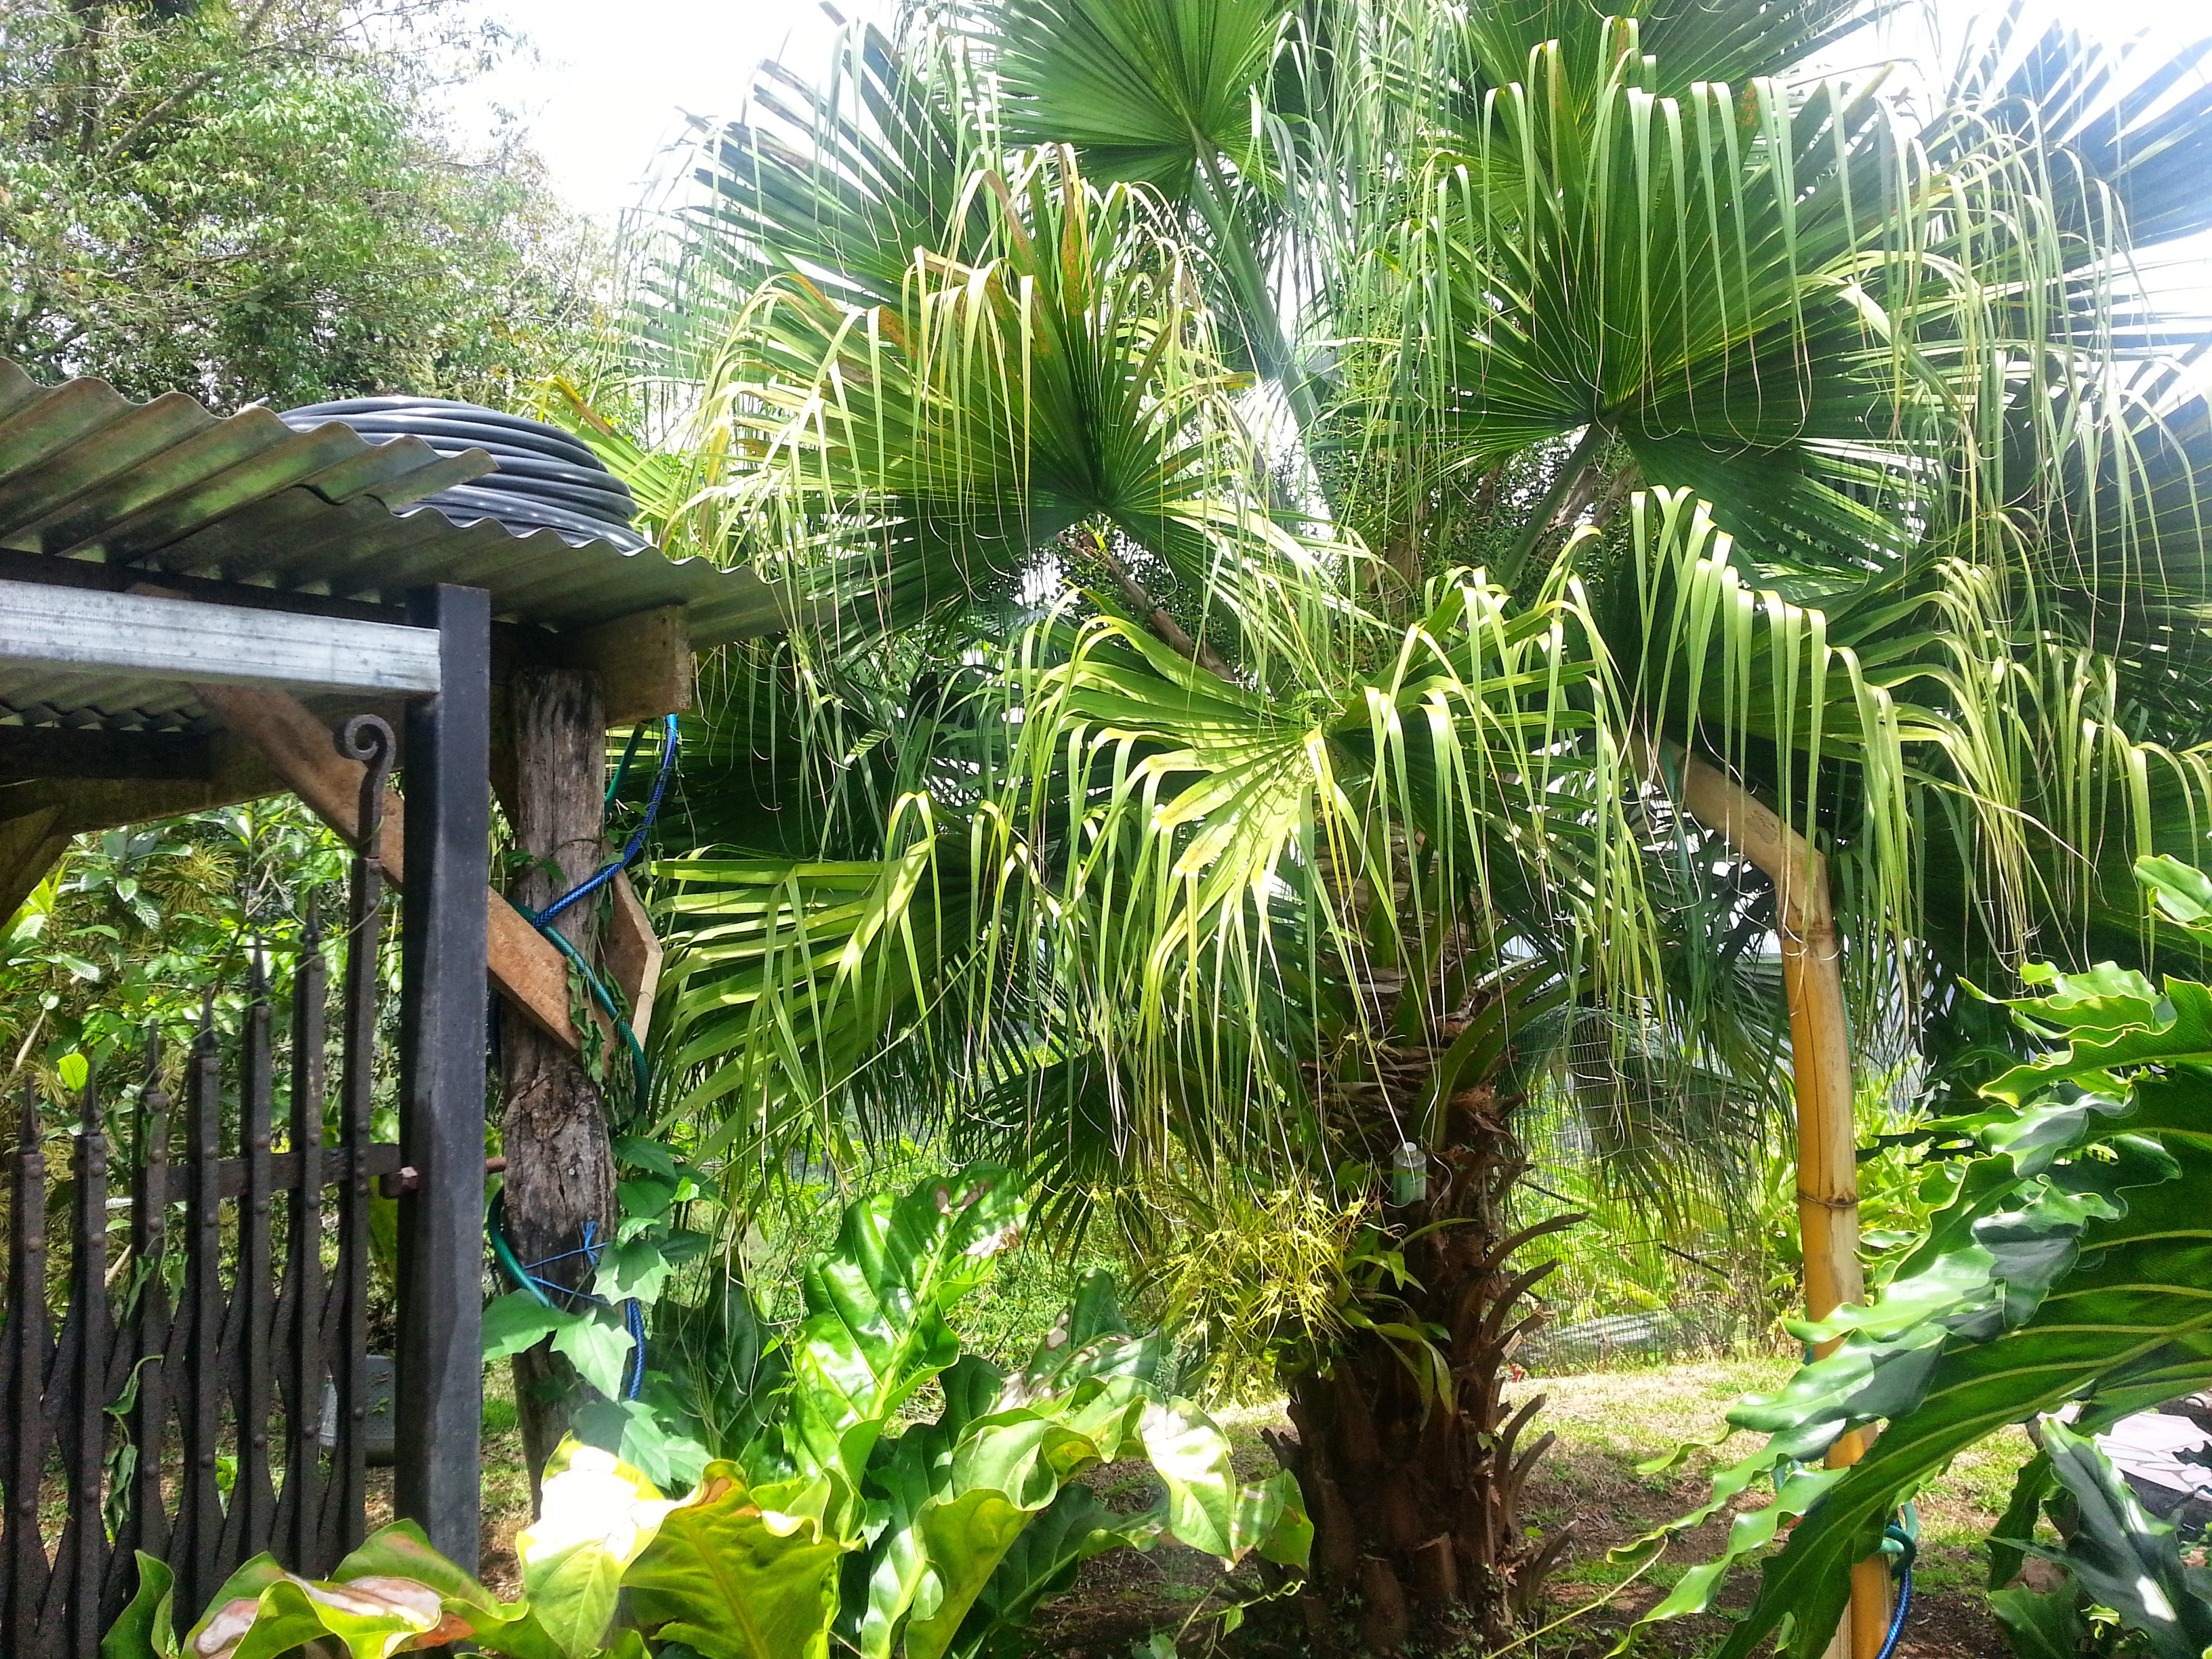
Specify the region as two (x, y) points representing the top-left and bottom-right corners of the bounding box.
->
(0, 578), (441, 694)
(0, 726), (213, 783)
(0, 804), (66, 922)
(192, 682), (581, 1050)
(563, 604), (692, 725)
(0, 731), (285, 848)
(606, 870), (663, 1044)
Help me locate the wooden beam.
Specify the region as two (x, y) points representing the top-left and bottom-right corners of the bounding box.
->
(560, 605), (692, 726)
(192, 682), (581, 1051)
(0, 730), (284, 840)
(605, 871), (663, 1044)
(0, 726), (213, 783)
(0, 578), (441, 694)
(1638, 737), (1887, 1656)
(0, 804), (66, 922)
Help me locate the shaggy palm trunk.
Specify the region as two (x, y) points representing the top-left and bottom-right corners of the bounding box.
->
(1271, 1080), (1580, 1650)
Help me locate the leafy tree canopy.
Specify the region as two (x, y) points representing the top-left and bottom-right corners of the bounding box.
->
(0, 0), (599, 407)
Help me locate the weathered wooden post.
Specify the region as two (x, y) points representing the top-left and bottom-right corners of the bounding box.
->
(396, 584), (491, 1570)
(499, 664), (621, 1483)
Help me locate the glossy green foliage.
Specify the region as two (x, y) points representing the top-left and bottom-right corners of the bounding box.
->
(125, 1168), (1301, 1658)
(621, 1465), (849, 1659)
(627, 1164), (1310, 1659)
(1986, 1422), (2212, 1658)
(1624, 860), (2212, 1656)
(103, 1525), (571, 1659)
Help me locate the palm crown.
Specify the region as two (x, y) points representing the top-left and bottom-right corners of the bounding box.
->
(575, 0), (2212, 1233)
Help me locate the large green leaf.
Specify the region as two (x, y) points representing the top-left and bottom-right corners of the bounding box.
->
(817, 1248), (1302, 1659)
(971, 0), (1288, 197)
(1137, 1397), (1244, 1560)
(2028, 1422), (2212, 1657)
(168, 1540), (548, 1659)
(623, 1461), (851, 1659)
(1988, 1583), (2091, 1659)
(1622, 938), (2212, 1656)
(784, 1166), (1027, 1477)
(518, 1442), (686, 1659)
(854, 1374), (1143, 1658)
(945, 1485), (1161, 1659)
(102, 1553), (180, 1659)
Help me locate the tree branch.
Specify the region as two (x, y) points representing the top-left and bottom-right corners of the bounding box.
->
(1074, 527), (1236, 684)
(1502, 424), (1606, 572)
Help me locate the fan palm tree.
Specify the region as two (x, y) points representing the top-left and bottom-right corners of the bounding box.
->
(576, 0), (2212, 1641)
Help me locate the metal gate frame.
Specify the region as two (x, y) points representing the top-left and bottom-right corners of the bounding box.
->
(0, 579), (489, 1648)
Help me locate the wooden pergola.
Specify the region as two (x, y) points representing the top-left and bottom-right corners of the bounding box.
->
(0, 361), (782, 1576)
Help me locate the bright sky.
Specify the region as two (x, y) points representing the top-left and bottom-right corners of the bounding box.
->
(445, 0), (2211, 227)
(445, 0), (883, 226)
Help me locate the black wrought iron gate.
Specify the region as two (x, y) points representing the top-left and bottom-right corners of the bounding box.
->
(0, 718), (401, 1655)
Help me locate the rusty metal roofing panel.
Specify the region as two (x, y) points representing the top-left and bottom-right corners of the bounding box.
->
(0, 363), (787, 687)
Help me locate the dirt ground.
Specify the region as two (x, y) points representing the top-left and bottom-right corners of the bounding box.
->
(1508, 1358), (2014, 1658)
(462, 1355), (2022, 1656)
(1023, 1357), (2018, 1658)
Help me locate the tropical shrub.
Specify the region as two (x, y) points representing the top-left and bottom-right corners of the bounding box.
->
(1990, 1418), (2212, 1656)
(1618, 857), (2212, 1656)
(129, 1164), (1307, 1659)
(634, 1163), (1309, 1658)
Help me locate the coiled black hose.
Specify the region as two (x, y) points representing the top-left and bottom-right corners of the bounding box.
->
(278, 396), (649, 551)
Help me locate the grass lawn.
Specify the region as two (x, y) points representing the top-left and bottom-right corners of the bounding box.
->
(1518, 1356), (2018, 1656)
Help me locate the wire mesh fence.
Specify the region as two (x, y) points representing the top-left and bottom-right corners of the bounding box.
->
(1507, 1010), (1788, 1374)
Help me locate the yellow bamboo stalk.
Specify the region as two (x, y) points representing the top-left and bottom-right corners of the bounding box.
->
(1637, 739), (1890, 1656)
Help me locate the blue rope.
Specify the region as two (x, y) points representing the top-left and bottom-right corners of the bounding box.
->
(1875, 1508), (1918, 1659)
(538, 716), (679, 927)
(487, 1209), (648, 1400)
(624, 1298), (647, 1401)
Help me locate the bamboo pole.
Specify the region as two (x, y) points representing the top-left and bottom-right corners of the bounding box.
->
(1637, 739), (1890, 1657)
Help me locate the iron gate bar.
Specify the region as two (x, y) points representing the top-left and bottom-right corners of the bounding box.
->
(0, 681), (487, 1647)
(5, 1094), (47, 1658)
(286, 905), (327, 1572)
(180, 1019), (222, 1611)
(335, 713), (390, 1561)
(126, 1059), (170, 1581)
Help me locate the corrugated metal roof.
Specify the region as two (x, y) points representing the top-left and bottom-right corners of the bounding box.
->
(1, 664), (204, 733)
(0, 361), (785, 668)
